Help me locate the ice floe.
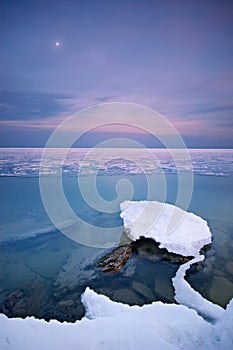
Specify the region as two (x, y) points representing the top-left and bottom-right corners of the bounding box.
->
(120, 200), (212, 257)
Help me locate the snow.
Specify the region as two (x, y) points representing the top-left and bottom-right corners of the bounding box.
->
(120, 200), (212, 257)
(0, 288), (232, 350)
(215, 298), (233, 348)
(0, 200), (232, 349)
(172, 255), (225, 322)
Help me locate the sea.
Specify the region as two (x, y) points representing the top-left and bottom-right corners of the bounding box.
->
(0, 148), (233, 321)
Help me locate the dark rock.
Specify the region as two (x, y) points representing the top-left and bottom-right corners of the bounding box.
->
(112, 288), (144, 305)
(226, 261), (233, 275)
(154, 278), (175, 302)
(98, 236), (194, 274)
(2, 288), (31, 317)
(209, 276), (233, 307)
(1, 284), (86, 322)
(132, 238), (193, 264)
(97, 244), (132, 273)
(53, 248), (103, 295)
(131, 281), (154, 300)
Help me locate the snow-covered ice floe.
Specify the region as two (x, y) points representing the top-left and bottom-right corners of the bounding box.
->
(120, 200), (212, 257)
(0, 201), (232, 349)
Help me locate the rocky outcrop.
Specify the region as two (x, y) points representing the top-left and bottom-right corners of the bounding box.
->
(97, 244), (133, 273)
(97, 238), (193, 274)
(133, 238), (193, 264)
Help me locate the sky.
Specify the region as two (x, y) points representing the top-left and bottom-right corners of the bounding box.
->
(0, 0), (233, 148)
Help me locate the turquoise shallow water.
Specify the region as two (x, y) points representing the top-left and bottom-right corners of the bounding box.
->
(0, 148), (233, 321)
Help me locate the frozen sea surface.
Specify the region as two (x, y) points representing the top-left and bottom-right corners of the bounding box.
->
(0, 148), (233, 177)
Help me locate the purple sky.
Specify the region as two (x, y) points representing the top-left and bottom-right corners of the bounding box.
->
(0, 0), (233, 147)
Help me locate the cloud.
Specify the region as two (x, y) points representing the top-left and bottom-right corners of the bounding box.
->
(0, 115), (65, 130)
(0, 85), (232, 147)
(0, 90), (72, 120)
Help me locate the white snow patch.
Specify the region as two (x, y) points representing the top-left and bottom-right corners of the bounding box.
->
(1, 288), (231, 350)
(172, 255), (225, 322)
(215, 298), (233, 348)
(120, 200), (212, 257)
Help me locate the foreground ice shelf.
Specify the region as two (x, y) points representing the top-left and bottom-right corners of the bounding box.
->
(0, 288), (232, 350)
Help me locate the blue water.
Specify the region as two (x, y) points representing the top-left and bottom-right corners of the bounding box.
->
(0, 148), (233, 321)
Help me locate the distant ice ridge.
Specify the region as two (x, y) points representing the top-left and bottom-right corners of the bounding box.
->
(0, 288), (232, 350)
(0, 148), (233, 177)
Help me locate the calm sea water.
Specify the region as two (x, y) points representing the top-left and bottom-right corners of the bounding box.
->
(0, 148), (233, 321)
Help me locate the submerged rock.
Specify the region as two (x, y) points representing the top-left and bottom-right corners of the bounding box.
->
(226, 261), (233, 275)
(132, 238), (192, 264)
(2, 288), (31, 317)
(209, 276), (233, 307)
(1, 281), (48, 319)
(58, 299), (74, 307)
(214, 239), (229, 259)
(213, 269), (225, 278)
(131, 281), (154, 301)
(97, 244), (132, 273)
(123, 256), (137, 277)
(154, 278), (175, 303)
(1, 283), (86, 322)
(53, 247), (103, 295)
(112, 288), (144, 305)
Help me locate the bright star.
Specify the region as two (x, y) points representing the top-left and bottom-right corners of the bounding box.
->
(55, 41), (60, 47)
